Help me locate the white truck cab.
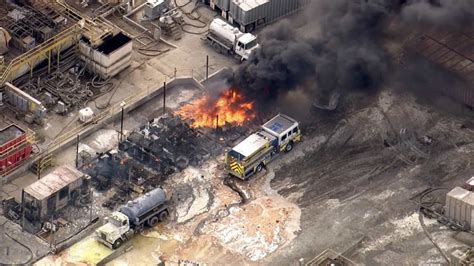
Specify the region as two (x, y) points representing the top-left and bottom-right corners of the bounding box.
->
(235, 33), (259, 60)
(95, 211), (131, 249)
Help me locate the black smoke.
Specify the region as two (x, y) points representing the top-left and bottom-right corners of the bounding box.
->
(400, 0), (474, 29)
(228, 0), (474, 109)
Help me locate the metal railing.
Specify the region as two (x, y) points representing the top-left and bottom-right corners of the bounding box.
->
(35, 68), (207, 164)
(0, 25), (81, 86)
(0, 0), (117, 87)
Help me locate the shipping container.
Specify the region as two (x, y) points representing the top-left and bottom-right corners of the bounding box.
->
(0, 125), (26, 153)
(228, 0), (310, 32)
(211, 0), (231, 11)
(0, 124), (33, 176)
(210, 0), (231, 18)
(445, 187), (474, 231)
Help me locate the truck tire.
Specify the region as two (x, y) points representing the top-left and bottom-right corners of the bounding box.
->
(285, 142), (294, 152)
(147, 216), (159, 227)
(159, 210), (169, 222)
(112, 239), (122, 249)
(256, 163), (263, 173)
(212, 42), (222, 54)
(272, 146), (278, 155)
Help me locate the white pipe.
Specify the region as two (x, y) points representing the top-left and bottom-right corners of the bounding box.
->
(123, 14), (178, 49)
(125, 2), (147, 17)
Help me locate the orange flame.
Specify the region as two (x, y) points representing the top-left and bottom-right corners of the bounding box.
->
(175, 89), (255, 128)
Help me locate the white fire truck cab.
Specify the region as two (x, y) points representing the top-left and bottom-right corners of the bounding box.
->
(226, 114), (301, 180)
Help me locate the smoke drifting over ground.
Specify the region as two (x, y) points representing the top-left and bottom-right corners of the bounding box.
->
(400, 0), (474, 29)
(228, 0), (474, 110)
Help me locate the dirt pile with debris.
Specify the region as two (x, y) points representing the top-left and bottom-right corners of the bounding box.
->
(201, 195), (300, 261)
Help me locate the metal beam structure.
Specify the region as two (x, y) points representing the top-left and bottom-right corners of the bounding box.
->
(0, 0), (115, 86)
(412, 29), (474, 107)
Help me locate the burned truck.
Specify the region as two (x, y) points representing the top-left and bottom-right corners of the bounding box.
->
(22, 165), (91, 227)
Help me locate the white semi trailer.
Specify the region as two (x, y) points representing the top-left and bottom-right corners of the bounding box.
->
(206, 18), (259, 61)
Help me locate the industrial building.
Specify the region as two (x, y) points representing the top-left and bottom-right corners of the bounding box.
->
(206, 0), (310, 32)
(0, 0), (473, 265)
(22, 165), (91, 225)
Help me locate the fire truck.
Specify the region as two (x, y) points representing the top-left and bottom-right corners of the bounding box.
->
(225, 114), (301, 180)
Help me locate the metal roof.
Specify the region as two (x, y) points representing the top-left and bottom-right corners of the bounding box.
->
(466, 176), (474, 186)
(239, 33), (256, 43)
(24, 165), (86, 201)
(447, 187), (474, 206)
(232, 0), (269, 11)
(262, 114), (297, 136)
(233, 132), (270, 158)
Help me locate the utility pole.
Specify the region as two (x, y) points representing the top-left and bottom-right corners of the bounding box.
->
(21, 189), (25, 231)
(206, 55), (209, 80)
(163, 81), (166, 114)
(216, 114), (219, 132)
(49, 212), (55, 250)
(89, 183), (93, 222)
(75, 134), (80, 168)
(120, 106), (124, 142)
(128, 167), (132, 199)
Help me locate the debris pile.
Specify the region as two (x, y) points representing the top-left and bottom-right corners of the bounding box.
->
(119, 114), (222, 172)
(81, 114), (234, 210)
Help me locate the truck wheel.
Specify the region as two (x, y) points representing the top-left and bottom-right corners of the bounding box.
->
(112, 239), (122, 249)
(285, 142), (293, 152)
(272, 146), (278, 155)
(159, 210), (169, 222)
(256, 163), (263, 173)
(147, 216), (159, 227)
(212, 42), (222, 54)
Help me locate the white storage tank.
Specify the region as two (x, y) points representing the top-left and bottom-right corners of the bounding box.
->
(0, 27), (11, 55)
(209, 18), (242, 45)
(445, 186), (474, 230)
(79, 107), (94, 123)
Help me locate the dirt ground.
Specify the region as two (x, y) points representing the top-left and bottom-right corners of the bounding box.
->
(266, 89), (474, 264)
(36, 86), (474, 266)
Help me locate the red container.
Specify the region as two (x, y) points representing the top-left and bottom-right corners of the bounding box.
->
(0, 125), (32, 175)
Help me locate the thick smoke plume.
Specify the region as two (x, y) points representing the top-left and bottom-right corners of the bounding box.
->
(229, 0), (474, 109)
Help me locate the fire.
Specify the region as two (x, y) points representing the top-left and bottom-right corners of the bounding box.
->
(175, 89), (255, 128)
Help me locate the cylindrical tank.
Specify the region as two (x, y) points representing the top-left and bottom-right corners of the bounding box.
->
(209, 18), (242, 45)
(119, 187), (166, 224)
(0, 28), (11, 55)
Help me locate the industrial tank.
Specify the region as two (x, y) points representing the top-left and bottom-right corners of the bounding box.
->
(0, 28), (11, 55)
(209, 18), (242, 45)
(119, 187), (166, 225)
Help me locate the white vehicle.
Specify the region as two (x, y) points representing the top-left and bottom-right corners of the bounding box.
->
(95, 188), (169, 249)
(226, 114), (301, 180)
(206, 18), (259, 61)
